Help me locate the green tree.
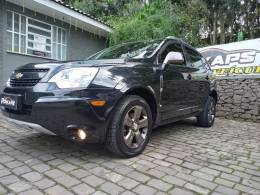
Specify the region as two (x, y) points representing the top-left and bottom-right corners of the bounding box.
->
(109, 0), (208, 46)
(67, 0), (259, 46)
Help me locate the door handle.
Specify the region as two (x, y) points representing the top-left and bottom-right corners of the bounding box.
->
(187, 74), (192, 80)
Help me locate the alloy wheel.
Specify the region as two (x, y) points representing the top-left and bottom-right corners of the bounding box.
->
(208, 101), (215, 124)
(123, 105), (148, 149)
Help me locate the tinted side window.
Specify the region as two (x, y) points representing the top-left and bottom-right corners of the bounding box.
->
(158, 42), (185, 65)
(185, 46), (208, 73)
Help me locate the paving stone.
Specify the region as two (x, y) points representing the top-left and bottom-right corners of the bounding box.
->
(162, 175), (186, 186)
(92, 191), (108, 195)
(89, 166), (111, 176)
(47, 159), (65, 166)
(211, 193), (224, 195)
(241, 179), (260, 190)
(215, 178), (235, 187)
(169, 187), (194, 195)
(229, 165), (245, 171)
(215, 185), (240, 195)
(104, 172), (124, 183)
(127, 171), (151, 183)
(209, 164), (233, 174)
(0, 155), (14, 163)
(244, 169), (260, 177)
(58, 163), (77, 172)
(0, 184), (7, 194)
(175, 173), (196, 182)
(155, 192), (167, 195)
(100, 182), (124, 195)
(233, 171), (252, 179)
(220, 173), (241, 183)
(165, 157), (183, 165)
(8, 181), (32, 193)
(34, 178), (56, 189)
(70, 169), (91, 179)
(146, 152), (167, 160)
(191, 171), (215, 181)
(235, 184), (260, 194)
(200, 167), (220, 176)
(133, 184), (157, 195)
(155, 166), (178, 175)
(82, 175), (105, 187)
(251, 176), (260, 183)
(19, 189), (43, 195)
(12, 165), (31, 175)
(185, 183), (210, 195)
(194, 178), (217, 190)
(182, 162), (202, 170)
(153, 159), (172, 167)
(22, 171), (43, 182)
(72, 183), (95, 195)
(239, 163), (259, 170)
(45, 185), (73, 195)
(32, 163), (51, 173)
(0, 169), (11, 177)
(6, 161), (24, 169)
(121, 190), (136, 195)
(0, 175), (19, 185)
(54, 175), (80, 188)
(38, 154), (56, 162)
(147, 179), (172, 191)
(118, 178), (139, 189)
(114, 165), (133, 175)
(44, 169), (65, 179)
(147, 169), (166, 178)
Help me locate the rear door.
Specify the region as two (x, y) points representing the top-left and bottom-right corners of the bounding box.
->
(183, 45), (211, 110)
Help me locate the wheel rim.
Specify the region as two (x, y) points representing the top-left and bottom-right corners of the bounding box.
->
(123, 105), (148, 149)
(208, 101), (215, 124)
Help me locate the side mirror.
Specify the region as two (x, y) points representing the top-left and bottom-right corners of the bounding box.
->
(162, 52), (184, 69)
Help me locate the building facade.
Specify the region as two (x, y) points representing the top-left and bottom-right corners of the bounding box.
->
(0, 0), (112, 90)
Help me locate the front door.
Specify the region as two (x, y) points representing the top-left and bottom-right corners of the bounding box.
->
(158, 41), (196, 122)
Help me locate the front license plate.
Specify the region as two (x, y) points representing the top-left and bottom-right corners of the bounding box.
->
(0, 94), (22, 110)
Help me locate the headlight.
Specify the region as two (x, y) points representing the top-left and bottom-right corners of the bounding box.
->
(49, 67), (99, 89)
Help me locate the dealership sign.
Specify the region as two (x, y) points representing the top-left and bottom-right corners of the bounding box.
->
(198, 38), (260, 77)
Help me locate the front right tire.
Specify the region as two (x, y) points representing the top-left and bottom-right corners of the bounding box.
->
(106, 95), (152, 158)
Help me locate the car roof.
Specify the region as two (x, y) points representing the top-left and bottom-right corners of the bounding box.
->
(165, 36), (194, 48)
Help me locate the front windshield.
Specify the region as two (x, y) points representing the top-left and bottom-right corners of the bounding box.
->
(88, 40), (162, 60)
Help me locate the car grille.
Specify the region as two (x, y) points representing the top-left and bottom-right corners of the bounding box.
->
(10, 68), (49, 87)
(10, 79), (41, 87)
(19, 69), (49, 73)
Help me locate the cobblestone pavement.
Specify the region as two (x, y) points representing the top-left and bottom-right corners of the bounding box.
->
(0, 114), (260, 195)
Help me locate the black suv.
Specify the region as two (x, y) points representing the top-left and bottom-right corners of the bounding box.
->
(0, 37), (217, 157)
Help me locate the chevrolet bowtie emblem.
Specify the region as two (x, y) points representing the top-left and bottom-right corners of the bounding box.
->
(15, 72), (24, 79)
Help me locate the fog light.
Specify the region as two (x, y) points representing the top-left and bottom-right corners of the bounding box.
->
(77, 129), (87, 140)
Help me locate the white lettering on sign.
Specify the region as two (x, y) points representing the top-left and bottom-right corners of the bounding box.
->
(198, 38), (260, 77)
(1, 97), (15, 106)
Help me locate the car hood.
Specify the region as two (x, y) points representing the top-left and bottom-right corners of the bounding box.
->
(16, 59), (127, 71)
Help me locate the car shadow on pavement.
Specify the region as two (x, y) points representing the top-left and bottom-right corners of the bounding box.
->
(16, 117), (198, 159)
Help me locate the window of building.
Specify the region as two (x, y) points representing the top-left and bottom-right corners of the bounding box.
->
(6, 11), (67, 60)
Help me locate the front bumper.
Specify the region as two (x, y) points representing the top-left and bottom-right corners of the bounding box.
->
(1, 96), (108, 143)
(1, 85), (121, 143)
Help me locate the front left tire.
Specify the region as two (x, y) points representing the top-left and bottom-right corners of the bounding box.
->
(106, 95), (152, 158)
